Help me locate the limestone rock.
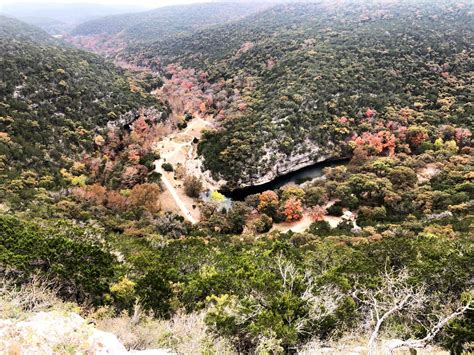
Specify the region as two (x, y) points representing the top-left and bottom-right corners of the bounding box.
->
(0, 311), (175, 354)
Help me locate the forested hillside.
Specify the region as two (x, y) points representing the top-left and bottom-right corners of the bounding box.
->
(68, 3), (268, 53)
(0, 17), (164, 197)
(122, 0), (473, 188)
(1, 2), (147, 35)
(1, 3), (473, 354)
(0, 15), (55, 43)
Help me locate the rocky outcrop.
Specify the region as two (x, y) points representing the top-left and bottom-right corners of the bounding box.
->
(0, 311), (175, 354)
(107, 107), (166, 130)
(233, 139), (337, 189)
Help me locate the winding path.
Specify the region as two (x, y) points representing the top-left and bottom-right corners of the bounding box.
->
(155, 162), (197, 224)
(154, 117), (212, 224)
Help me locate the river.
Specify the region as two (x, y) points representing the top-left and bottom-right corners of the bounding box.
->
(224, 159), (348, 200)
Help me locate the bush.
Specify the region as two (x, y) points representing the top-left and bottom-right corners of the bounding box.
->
(161, 163), (173, 172)
(304, 186), (326, 207)
(357, 206), (387, 226)
(204, 258), (346, 353)
(253, 214), (273, 233)
(0, 215), (117, 304)
(184, 175), (203, 198)
(139, 152), (159, 170)
(95, 309), (234, 353)
(327, 203), (344, 216)
(309, 220), (332, 236)
(244, 194), (260, 209)
(148, 171), (161, 183)
(333, 219), (354, 234)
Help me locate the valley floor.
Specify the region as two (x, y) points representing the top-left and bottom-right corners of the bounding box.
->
(153, 115), (215, 223)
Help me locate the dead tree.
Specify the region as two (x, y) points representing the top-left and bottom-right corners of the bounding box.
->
(386, 301), (473, 353)
(353, 268), (427, 354)
(353, 268), (473, 354)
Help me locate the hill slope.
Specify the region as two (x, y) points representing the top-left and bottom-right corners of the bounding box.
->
(68, 2), (268, 52)
(2, 2), (149, 34)
(0, 15), (56, 43)
(122, 0), (473, 188)
(0, 17), (162, 189)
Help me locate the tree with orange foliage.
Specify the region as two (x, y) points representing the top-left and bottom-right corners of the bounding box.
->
(94, 135), (105, 147)
(283, 197), (303, 222)
(105, 190), (128, 212)
(353, 130), (396, 156)
(127, 144), (142, 164)
(128, 183), (161, 214)
(199, 101), (207, 113)
(131, 116), (150, 143)
(73, 183), (107, 205)
(350, 146), (371, 166)
(258, 190), (279, 211)
(258, 190), (279, 218)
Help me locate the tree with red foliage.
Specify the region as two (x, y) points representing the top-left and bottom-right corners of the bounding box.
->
(365, 109), (376, 119)
(130, 115), (153, 147)
(339, 116), (349, 124)
(454, 127), (471, 147)
(309, 205), (327, 222)
(353, 130), (396, 156)
(283, 197), (303, 222)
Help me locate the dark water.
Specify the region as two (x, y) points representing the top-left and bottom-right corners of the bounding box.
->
(225, 159), (348, 200)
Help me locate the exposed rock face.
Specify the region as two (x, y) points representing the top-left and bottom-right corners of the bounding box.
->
(107, 107), (165, 130)
(0, 311), (174, 354)
(232, 139), (336, 189)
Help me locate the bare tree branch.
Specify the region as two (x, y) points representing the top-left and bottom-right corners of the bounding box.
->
(387, 301), (473, 353)
(353, 268), (427, 354)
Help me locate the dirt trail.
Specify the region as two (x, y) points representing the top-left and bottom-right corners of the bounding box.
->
(154, 116), (213, 224)
(156, 165), (197, 224)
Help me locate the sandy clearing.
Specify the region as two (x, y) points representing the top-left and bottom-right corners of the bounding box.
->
(271, 200), (348, 233)
(153, 116), (214, 223)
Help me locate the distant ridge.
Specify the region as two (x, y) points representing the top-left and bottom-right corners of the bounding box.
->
(70, 2), (268, 42)
(1, 2), (150, 34)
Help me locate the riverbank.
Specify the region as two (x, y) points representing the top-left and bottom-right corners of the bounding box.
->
(224, 158), (349, 200)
